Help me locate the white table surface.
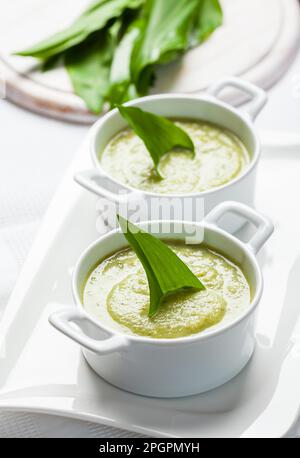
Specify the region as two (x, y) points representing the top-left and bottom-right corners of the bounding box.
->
(1, 49), (300, 438)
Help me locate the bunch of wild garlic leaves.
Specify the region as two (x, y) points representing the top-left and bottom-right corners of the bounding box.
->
(18, 0), (222, 113)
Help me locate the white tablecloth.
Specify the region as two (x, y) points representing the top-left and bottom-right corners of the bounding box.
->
(1, 48), (300, 438)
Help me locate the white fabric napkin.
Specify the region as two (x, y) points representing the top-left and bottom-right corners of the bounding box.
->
(0, 412), (145, 438)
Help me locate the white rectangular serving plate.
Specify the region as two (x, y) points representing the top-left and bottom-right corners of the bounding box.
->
(0, 131), (300, 438)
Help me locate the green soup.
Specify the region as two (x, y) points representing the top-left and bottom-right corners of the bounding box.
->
(101, 120), (250, 195)
(83, 242), (250, 339)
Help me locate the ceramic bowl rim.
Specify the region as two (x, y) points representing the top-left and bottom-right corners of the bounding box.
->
(89, 93), (260, 199)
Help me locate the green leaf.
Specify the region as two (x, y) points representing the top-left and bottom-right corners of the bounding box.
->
(117, 215), (205, 317)
(15, 0), (223, 112)
(65, 32), (113, 114)
(80, 0), (111, 16)
(195, 0), (223, 42)
(117, 105), (195, 177)
(64, 18), (126, 114)
(109, 18), (145, 106)
(15, 0), (144, 59)
(130, 0), (199, 94)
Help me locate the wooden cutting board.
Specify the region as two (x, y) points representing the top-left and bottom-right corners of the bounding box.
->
(0, 0), (299, 124)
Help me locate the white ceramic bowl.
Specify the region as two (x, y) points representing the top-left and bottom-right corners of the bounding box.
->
(74, 77), (267, 229)
(49, 201), (273, 398)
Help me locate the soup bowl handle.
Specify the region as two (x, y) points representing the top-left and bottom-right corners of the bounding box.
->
(49, 306), (129, 354)
(74, 169), (143, 206)
(208, 77), (267, 121)
(205, 201), (274, 255)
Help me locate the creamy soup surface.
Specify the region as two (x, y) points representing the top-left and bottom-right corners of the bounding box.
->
(83, 242), (251, 339)
(100, 120), (250, 194)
